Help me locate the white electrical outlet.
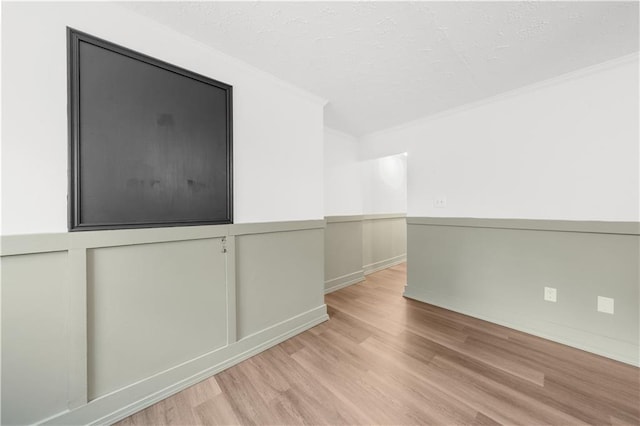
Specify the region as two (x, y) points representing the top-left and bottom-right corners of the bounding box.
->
(544, 287), (557, 302)
(434, 197), (447, 208)
(597, 296), (614, 314)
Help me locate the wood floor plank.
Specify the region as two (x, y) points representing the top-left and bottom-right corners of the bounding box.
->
(472, 412), (503, 426)
(260, 347), (364, 425)
(180, 377), (222, 408)
(115, 262), (639, 425)
(448, 337), (546, 386)
(214, 366), (277, 425)
(193, 394), (242, 426)
(431, 342), (615, 425)
(435, 355), (588, 425)
(289, 347), (386, 424)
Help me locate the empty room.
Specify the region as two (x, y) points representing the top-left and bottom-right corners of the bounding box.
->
(1, 1), (638, 425)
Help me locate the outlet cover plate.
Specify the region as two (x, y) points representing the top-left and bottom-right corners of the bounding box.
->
(597, 296), (614, 314)
(434, 197), (447, 208)
(544, 287), (557, 302)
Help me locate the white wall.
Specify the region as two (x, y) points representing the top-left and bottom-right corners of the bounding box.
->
(1, 2), (325, 235)
(323, 127), (407, 216)
(361, 55), (639, 222)
(323, 127), (363, 216)
(361, 154), (407, 215)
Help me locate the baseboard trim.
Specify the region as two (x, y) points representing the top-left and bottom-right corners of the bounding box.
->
(363, 254), (406, 275)
(403, 289), (639, 367)
(324, 270), (365, 294)
(43, 305), (329, 426)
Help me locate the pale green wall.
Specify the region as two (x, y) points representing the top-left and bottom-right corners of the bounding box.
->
(362, 215), (407, 275)
(324, 214), (406, 293)
(1, 222), (328, 425)
(236, 228), (324, 339)
(405, 217), (640, 366)
(2, 252), (70, 425)
(87, 239), (229, 400)
(324, 217), (364, 292)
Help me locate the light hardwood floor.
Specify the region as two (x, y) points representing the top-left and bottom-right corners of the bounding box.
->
(116, 263), (640, 425)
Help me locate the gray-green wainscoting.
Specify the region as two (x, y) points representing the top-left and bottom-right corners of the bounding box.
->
(362, 214), (407, 275)
(324, 214), (407, 293)
(405, 217), (640, 366)
(1, 221), (328, 425)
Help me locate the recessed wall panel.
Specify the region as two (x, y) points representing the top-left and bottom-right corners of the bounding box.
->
(1, 252), (69, 425)
(363, 217), (407, 272)
(87, 238), (227, 399)
(325, 220), (363, 281)
(236, 229), (324, 339)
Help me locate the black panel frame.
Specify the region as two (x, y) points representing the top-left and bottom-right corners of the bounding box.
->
(67, 28), (233, 231)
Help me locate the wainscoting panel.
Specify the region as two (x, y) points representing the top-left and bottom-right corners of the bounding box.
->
(324, 217), (364, 293)
(405, 217), (640, 366)
(324, 214), (406, 293)
(87, 238), (228, 400)
(362, 215), (407, 275)
(0, 221), (328, 425)
(235, 227), (325, 339)
(1, 252), (70, 425)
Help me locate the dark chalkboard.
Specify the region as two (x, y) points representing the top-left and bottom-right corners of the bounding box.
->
(68, 28), (232, 231)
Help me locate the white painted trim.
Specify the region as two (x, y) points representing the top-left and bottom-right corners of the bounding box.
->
(403, 289), (639, 367)
(325, 270), (365, 294)
(363, 52), (640, 140)
(363, 254), (407, 276)
(42, 305), (329, 426)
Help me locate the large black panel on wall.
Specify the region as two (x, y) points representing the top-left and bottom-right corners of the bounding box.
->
(68, 28), (232, 231)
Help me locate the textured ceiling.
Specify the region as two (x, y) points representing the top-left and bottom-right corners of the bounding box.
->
(120, 1), (639, 137)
